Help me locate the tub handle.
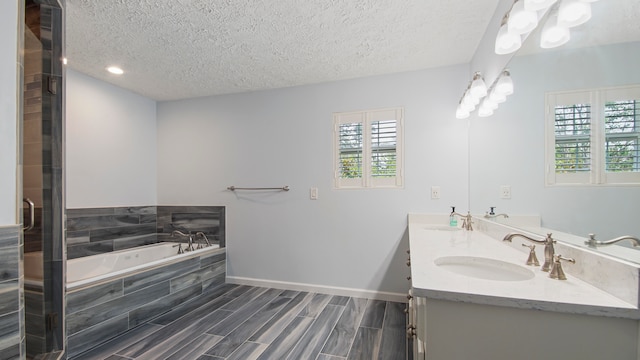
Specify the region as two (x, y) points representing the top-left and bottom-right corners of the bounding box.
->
(23, 198), (35, 232)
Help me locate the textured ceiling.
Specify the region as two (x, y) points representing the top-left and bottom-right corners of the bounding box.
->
(66, 0), (501, 101)
(65, 1), (640, 102)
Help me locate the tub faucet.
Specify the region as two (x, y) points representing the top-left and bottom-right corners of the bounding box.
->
(171, 230), (195, 252)
(195, 232), (211, 248)
(585, 234), (640, 248)
(504, 232), (556, 272)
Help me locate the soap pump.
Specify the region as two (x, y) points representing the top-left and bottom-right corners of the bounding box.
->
(449, 206), (458, 227)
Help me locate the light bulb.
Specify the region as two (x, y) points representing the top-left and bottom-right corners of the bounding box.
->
(558, 0), (591, 28)
(489, 89), (507, 104)
(508, 0), (539, 35)
(470, 73), (488, 99)
(495, 23), (522, 55)
(482, 98), (498, 110)
(495, 71), (514, 96)
(107, 66), (124, 75)
(456, 105), (470, 119)
(540, 14), (570, 48)
(478, 105), (494, 117)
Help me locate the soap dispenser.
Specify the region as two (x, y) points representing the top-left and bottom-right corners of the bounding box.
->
(449, 206), (458, 227)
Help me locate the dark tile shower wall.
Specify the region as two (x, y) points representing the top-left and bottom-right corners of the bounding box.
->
(66, 206), (226, 259)
(0, 226), (25, 359)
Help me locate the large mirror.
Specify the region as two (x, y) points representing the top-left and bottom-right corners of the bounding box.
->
(470, 0), (640, 262)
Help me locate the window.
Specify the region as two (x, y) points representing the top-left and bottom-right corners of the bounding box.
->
(545, 85), (640, 185)
(333, 108), (404, 188)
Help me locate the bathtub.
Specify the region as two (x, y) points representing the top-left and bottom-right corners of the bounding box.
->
(66, 242), (220, 290)
(65, 241), (226, 357)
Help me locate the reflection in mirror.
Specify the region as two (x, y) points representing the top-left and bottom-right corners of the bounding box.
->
(470, 0), (640, 263)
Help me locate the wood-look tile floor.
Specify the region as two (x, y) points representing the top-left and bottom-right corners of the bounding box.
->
(73, 284), (407, 360)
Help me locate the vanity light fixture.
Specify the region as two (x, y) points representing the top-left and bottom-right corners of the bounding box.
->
(455, 70), (514, 119)
(494, 0), (597, 55)
(106, 66), (124, 75)
(540, 13), (570, 48)
(557, 0), (592, 28)
(507, 0), (539, 35)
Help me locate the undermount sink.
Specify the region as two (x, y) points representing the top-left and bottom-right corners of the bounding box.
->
(424, 225), (461, 232)
(434, 256), (535, 281)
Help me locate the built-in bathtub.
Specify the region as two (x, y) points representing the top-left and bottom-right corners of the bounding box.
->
(60, 242), (227, 358)
(66, 242), (220, 290)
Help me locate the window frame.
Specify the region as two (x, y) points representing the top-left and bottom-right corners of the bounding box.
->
(333, 107), (404, 189)
(545, 85), (640, 186)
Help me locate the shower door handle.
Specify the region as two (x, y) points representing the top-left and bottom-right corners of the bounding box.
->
(23, 198), (35, 232)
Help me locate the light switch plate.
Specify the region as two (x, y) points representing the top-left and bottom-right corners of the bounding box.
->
(310, 187), (318, 200)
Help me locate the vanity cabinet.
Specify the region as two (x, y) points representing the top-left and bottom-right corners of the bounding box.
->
(411, 296), (638, 360)
(407, 214), (640, 360)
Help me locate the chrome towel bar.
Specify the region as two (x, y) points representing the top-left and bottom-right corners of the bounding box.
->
(227, 186), (290, 192)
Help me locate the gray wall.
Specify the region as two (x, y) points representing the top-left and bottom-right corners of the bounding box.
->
(65, 69), (157, 208)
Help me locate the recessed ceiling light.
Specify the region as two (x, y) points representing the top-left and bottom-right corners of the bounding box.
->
(107, 66), (124, 75)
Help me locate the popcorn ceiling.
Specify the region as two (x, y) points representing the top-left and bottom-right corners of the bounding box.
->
(66, 0), (501, 101)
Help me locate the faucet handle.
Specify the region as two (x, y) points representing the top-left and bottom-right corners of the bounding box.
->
(549, 254), (575, 280)
(521, 244), (540, 266)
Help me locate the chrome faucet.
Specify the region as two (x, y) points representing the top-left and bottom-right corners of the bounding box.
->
(195, 231), (211, 249)
(450, 210), (473, 231)
(584, 234), (640, 248)
(504, 232), (556, 272)
(484, 207), (509, 219)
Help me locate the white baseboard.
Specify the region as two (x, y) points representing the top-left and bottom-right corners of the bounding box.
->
(226, 276), (407, 303)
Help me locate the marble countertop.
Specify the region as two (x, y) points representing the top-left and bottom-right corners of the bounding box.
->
(408, 214), (640, 319)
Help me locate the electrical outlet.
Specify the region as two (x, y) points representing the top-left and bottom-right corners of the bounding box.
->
(500, 185), (511, 199)
(310, 187), (318, 200)
(431, 186), (441, 199)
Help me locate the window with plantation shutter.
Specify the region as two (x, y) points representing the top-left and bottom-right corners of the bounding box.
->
(546, 85), (640, 185)
(334, 108), (404, 189)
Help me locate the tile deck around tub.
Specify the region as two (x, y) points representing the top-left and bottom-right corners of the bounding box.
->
(71, 285), (407, 360)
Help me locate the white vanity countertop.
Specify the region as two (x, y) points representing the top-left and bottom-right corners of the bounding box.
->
(408, 215), (640, 319)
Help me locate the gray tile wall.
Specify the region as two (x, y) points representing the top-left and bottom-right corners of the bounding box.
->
(0, 225), (25, 360)
(66, 205), (226, 259)
(66, 248), (226, 358)
(157, 206), (226, 248)
(66, 206), (158, 259)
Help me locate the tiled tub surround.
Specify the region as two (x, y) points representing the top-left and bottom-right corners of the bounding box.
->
(66, 245), (226, 358)
(66, 205), (225, 259)
(0, 226), (24, 360)
(157, 206), (226, 248)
